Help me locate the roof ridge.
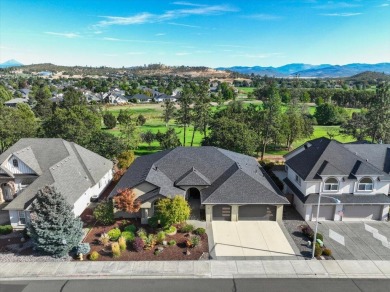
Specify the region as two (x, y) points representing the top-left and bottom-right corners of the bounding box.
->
(69, 142), (95, 184)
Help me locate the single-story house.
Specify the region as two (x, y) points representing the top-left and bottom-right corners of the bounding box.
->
(282, 137), (390, 221)
(0, 138), (113, 229)
(132, 94), (152, 103)
(4, 98), (29, 107)
(110, 147), (289, 223)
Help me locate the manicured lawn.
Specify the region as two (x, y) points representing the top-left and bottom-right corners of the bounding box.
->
(103, 103), (359, 157)
(238, 87), (255, 93)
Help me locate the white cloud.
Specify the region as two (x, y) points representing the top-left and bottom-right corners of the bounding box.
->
(176, 52), (191, 56)
(321, 12), (362, 17)
(44, 32), (81, 38)
(244, 14), (282, 20)
(168, 22), (201, 28)
(378, 3), (389, 7)
(171, 1), (206, 7)
(96, 5), (237, 27)
(156, 33), (166, 36)
(314, 2), (361, 9)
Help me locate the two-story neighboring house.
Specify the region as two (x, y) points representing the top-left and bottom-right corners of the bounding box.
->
(0, 138), (113, 229)
(282, 137), (390, 221)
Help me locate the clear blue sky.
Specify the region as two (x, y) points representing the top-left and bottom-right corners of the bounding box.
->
(1, 0), (389, 67)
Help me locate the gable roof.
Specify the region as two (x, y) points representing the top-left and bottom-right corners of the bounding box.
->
(175, 167), (211, 186)
(285, 137), (390, 181)
(110, 147), (288, 205)
(2, 138), (113, 210)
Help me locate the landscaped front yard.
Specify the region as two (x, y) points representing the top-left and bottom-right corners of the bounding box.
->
(83, 219), (209, 261)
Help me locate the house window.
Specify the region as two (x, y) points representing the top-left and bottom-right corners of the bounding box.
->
(12, 159), (18, 168)
(18, 211), (26, 225)
(295, 174), (301, 186)
(358, 177), (373, 191)
(324, 177), (339, 191)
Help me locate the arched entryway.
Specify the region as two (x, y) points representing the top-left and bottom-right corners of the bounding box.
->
(187, 187), (201, 220)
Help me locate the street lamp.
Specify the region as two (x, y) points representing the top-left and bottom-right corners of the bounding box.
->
(312, 195), (341, 259)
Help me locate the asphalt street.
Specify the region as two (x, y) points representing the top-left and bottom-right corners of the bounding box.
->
(1, 278), (390, 292)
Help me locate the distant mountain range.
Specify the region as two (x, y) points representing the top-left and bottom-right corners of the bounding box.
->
(216, 63), (390, 78)
(0, 59), (24, 68)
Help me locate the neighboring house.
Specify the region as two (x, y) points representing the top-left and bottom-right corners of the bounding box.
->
(132, 94), (152, 103)
(0, 139), (113, 229)
(110, 147), (288, 223)
(155, 94), (177, 103)
(282, 137), (390, 221)
(4, 98), (29, 107)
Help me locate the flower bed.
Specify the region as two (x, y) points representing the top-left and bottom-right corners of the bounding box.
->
(82, 220), (208, 261)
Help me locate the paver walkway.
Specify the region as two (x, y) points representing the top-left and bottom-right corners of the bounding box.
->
(1, 260), (390, 280)
(211, 221), (297, 259)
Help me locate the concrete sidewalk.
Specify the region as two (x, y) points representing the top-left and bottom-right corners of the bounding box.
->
(1, 260), (390, 280)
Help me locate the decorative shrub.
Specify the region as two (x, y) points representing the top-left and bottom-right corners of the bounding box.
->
(121, 231), (135, 242)
(156, 231), (166, 244)
(144, 234), (157, 250)
(154, 248), (163, 256)
(179, 224), (194, 233)
(136, 228), (147, 240)
(89, 251), (100, 261)
(108, 228), (121, 241)
(190, 235), (201, 248)
(99, 233), (110, 246)
(301, 225), (313, 236)
(153, 196), (191, 227)
(124, 224), (136, 233)
(193, 228), (206, 236)
(76, 243), (91, 255)
(111, 242), (121, 258)
(118, 236), (127, 251)
(314, 243), (323, 257)
(168, 240), (176, 246)
(0, 225), (13, 235)
(164, 226), (177, 235)
(93, 200), (115, 225)
(322, 248), (332, 256)
(309, 232), (324, 242)
(133, 237), (145, 252)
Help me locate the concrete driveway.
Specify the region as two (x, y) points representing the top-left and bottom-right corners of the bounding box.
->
(210, 221), (297, 259)
(307, 221), (390, 260)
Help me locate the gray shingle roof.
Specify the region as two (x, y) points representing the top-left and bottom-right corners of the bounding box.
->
(175, 167), (211, 186)
(111, 147), (289, 205)
(304, 193), (390, 205)
(285, 137), (390, 181)
(2, 138), (113, 210)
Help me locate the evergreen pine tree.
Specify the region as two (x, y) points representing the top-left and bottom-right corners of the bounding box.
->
(27, 186), (83, 257)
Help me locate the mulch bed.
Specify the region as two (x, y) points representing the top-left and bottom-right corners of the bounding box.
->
(82, 220), (208, 261)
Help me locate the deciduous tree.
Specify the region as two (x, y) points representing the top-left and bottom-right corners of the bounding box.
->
(115, 188), (141, 213)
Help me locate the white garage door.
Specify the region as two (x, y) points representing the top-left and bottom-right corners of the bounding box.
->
(311, 205), (335, 221)
(343, 205), (382, 221)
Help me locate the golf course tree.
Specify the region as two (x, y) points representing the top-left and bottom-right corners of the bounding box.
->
(176, 86), (193, 146)
(155, 128), (181, 149)
(161, 99), (176, 127)
(27, 186), (83, 258)
(103, 111), (117, 129)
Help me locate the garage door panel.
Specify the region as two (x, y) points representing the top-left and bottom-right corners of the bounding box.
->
(238, 205), (276, 221)
(312, 205), (334, 221)
(213, 205), (231, 221)
(343, 205), (381, 221)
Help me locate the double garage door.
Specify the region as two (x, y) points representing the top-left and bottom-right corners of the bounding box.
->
(343, 205), (382, 221)
(212, 205), (276, 221)
(311, 205), (383, 221)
